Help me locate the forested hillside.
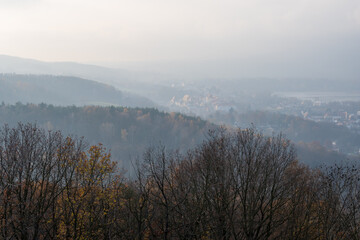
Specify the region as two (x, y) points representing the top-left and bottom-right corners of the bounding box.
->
(0, 74), (155, 107)
(0, 103), (213, 170)
(0, 103), (354, 168)
(210, 111), (360, 153)
(208, 110), (360, 166)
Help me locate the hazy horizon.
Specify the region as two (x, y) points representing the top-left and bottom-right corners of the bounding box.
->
(0, 0), (359, 79)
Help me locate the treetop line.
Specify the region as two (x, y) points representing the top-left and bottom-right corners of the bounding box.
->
(0, 123), (359, 239)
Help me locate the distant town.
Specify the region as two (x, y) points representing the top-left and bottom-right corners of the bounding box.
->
(162, 81), (360, 156)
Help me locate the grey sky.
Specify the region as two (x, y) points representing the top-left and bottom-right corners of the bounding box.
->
(0, 0), (359, 78)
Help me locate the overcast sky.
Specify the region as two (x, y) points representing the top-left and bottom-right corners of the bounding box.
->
(0, 0), (359, 79)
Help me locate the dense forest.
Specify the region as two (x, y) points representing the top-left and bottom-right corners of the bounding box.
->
(0, 103), (353, 169)
(0, 103), (213, 170)
(1, 123), (359, 239)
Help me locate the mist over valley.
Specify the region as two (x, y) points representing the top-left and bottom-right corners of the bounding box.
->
(1, 0), (360, 238)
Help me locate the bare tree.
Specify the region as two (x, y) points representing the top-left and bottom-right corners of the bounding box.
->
(121, 159), (152, 240)
(317, 163), (360, 239)
(133, 127), (301, 240)
(175, 128), (298, 239)
(0, 123), (84, 240)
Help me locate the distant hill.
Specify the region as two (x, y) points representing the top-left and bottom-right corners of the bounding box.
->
(0, 74), (156, 107)
(0, 54), (166, 94)
(0, 55), (176, 107)
(0, 55), (132, 85)
(1, 55), (359, 111)
(0, 103), (213, 171)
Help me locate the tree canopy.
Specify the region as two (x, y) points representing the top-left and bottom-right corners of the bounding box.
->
(0, 124), (359, 239)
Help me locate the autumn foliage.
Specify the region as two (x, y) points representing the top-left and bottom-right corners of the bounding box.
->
(0, 123), (359, 239)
